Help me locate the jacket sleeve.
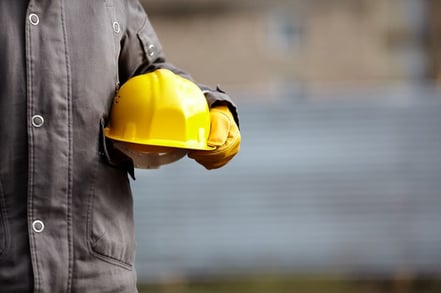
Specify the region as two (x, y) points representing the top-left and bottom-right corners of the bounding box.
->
(119, 0), (239, 127)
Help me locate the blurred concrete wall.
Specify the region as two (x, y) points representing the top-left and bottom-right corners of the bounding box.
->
(427, 0), (441, 83)
(140, 0), (432, 97)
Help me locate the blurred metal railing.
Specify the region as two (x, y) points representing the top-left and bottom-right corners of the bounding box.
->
(132, 85), (441, 282)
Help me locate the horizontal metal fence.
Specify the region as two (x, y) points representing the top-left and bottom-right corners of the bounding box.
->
(132, 85), (441, 282)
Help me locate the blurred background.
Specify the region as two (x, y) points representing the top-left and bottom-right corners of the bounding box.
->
(133, 0), (441, 292)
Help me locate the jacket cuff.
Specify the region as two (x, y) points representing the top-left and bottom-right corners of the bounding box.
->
(202, 85), (240, 128)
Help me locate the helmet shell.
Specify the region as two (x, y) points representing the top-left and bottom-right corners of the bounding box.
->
(104, 69), (214, 151)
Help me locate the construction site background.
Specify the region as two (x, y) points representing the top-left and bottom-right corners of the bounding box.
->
(135, 1), (441, 292)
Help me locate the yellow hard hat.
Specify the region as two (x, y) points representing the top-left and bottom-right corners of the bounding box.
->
(104, 69), (214, 168)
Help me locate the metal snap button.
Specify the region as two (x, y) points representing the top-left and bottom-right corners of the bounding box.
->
(29, 13), (40, 25)
(112, 21), (120, 33)
(31, 115), (44, 128)
(147, 44), (155, 57)
(32, 220), (45, 233)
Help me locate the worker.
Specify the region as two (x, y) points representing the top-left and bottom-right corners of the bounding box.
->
(0, 1), (240, 292)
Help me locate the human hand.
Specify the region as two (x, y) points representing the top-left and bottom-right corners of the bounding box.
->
(188, 105), (241, 169)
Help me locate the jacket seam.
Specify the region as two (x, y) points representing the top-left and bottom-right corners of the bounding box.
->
(104, 0), (121, 93)
(0, 176), (11, 258)
(60, 0), (74, 291)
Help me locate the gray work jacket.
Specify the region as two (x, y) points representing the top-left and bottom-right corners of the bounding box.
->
(0, 1), (238, 292)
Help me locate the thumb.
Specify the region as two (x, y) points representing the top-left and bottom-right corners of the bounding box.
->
(207, 106), (232, 147)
